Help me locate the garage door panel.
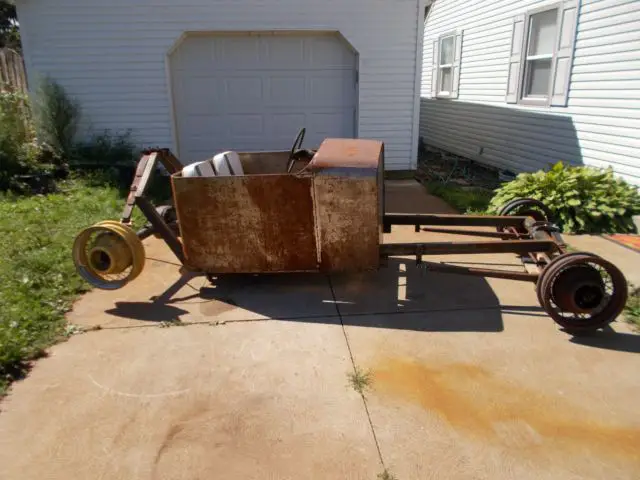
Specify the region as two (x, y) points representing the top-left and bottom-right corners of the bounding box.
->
(309, 76), (355, 107)
(176, 77), (220, 115)
(173, 38), (215, 72)
(171, 33), (355, 162)
(227, 115), (265, 140)
(267, 76), (307, 106)
(223, 77), (264, 108)
(268, 113), (307, 138)
(264, 36), (306, 68)
(180, 114), (226, 138)
(216, 37), (261, 69)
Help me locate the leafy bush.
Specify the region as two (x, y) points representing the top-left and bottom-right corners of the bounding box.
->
(0, 90), (50, 189)
(489, 162), (640, 234)
(0, 91), (30, 163)
(72, 130), (138, 167)
(33, 76), (80, 160)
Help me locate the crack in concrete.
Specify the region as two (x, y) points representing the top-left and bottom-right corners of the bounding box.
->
(327, 275), (387, 472)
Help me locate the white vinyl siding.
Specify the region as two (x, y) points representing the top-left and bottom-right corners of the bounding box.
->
(421, 0), (640, 185)
(16, 0), (422, 170)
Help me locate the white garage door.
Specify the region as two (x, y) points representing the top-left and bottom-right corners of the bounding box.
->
(170, 33), (357, 163)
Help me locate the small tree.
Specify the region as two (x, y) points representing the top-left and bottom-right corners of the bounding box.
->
(33, 77), (81, 160)
(0, 1), (20, 50)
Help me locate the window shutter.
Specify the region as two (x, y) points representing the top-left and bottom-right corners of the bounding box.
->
(431, 40), (439, 98)
(451, 31), (463, 99)
(551, 0), (579, 106)
(506, 14), (525, 103)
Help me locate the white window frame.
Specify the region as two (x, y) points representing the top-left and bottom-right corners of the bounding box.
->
(436, 33), (456, 98)
(518, 4), (561, 106)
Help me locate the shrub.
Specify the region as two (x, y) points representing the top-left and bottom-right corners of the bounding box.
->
(489, 162), (640, 234)
(33, 76), (81, 160)
(0, 91), (31, 163)
(0, 90), (49, 189)
(72, 130), (138, 167)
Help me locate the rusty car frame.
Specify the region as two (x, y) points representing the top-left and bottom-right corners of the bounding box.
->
(73, 129), (628, 335)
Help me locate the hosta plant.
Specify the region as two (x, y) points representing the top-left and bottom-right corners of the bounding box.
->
(488, 162), (640, 234)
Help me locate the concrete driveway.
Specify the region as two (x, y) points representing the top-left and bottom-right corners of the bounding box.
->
(1, 181), (639, 479)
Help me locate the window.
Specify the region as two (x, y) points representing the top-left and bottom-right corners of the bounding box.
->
(431, 31), (463, 99)
(523, 9), (557, 99)
(506, 1), (579, 107)
(438, 35), (455, 95)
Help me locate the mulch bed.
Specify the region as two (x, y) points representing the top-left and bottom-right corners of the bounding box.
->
(416, 145), (510, 190)
(605, 234), (640, 253)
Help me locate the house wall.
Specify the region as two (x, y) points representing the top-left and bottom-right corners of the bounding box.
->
(421, 0), (640, 185)
(16, 0), (424, 169)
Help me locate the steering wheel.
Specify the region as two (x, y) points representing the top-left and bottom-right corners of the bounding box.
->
(286, 128), (306, 173)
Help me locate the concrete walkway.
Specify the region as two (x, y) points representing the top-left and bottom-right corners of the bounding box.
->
(565, 234), (640, 286)
(1, 181), (639, 480)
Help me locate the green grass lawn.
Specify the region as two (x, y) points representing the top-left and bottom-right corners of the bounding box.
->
(0, 176), (133, 395)
(424, 181), (494, 214)
(624, 286), (640, 331)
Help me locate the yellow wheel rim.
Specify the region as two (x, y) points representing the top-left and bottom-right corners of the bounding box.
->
(72, 221), (145, 290)
(96, 221), (146, 280)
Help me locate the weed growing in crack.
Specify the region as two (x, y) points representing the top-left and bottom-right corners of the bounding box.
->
(347, 366), (372, 395)
(158, 319), (184, 328)
(377, 469), (398, 480)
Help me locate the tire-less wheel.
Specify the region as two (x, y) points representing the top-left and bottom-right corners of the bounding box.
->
(72, 220), (145, 290)
(497, 198), (552, 233)
(536, 252), (627, 334)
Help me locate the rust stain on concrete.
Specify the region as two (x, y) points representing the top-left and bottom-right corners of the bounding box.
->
(373, 357), (640, 462)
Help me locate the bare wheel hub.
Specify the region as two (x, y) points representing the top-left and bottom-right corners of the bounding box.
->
(552, 265), (604, 314)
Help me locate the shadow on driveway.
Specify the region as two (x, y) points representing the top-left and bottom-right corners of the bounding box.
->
(100, 258), (555, 333)
(569, 327), (640, 354)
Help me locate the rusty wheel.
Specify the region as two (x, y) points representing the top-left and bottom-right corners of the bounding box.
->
(536, 252), (627, 334)
(142, 205), (179, 238)
(535, 251), (585, 307)
(497, 198), (552, 233)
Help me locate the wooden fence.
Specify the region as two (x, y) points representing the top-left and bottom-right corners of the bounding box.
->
(0, 48), (27, 93)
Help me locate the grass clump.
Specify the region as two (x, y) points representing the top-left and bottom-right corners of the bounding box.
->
(377, 469), (398, 480)
(347, 366), (372, 395)
(0, 176), (129, 395)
